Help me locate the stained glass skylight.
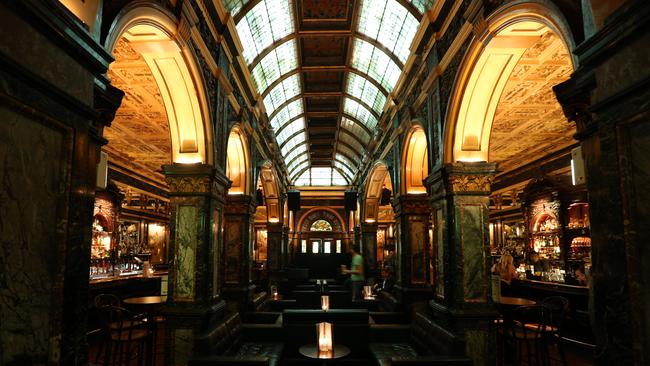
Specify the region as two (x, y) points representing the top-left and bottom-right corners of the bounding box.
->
(264, 74), (301, 116)
(295, 168), (349, 186)
(223, 0), (250, 17)
(409, 0), (435, 14)
(350, 38), (401, 93)
(357, 0), (419, 63)
(280, 132), (307, 156)
(338, 144), (362, 162)
(276, 117), (305, 145)
(346, 73), (387, 115)
(236, 0), (294, 64)
(250, 40), (299, 92)
(341, 117), (371, 144)
(343, 97), (378, 130)
(334, 159), (355, 180)
(288, 157), (309, 176)
(338, 133), (364, 155)
(270, 99), (303, 130)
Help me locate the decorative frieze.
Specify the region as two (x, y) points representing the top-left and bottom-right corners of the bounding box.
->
(448, 174), (494, 193)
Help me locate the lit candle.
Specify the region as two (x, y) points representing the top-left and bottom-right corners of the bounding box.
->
(321, 295), (330, 311)
(316, 322), (333, 358)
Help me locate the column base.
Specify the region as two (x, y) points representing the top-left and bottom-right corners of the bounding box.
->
(221, 284), (257, 312)
(163, 299), (227, 366)
(429, 300), (499, 366)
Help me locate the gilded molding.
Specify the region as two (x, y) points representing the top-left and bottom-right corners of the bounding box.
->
(448, 175), (494, 193)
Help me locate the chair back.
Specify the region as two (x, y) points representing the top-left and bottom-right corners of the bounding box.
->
(94, 293), (120, 308)
(541, 296), (569, 334)
(509, 305), (550, 340)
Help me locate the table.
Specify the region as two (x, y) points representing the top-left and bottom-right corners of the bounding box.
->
(123, 296), (164, 366)
(299, 344), (350, 365)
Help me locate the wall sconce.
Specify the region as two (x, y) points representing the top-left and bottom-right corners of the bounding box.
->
(321, 295), (330, 311)
(316, 322), (333, 358)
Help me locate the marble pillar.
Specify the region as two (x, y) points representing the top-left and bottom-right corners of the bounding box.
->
(392, 195), (434, 308)
(553, 4), (649, 361)
(163, 164), (229, 366)
(222, 194), (257, 311)
(266, 222), (283, 285)
(361, 222), (378, 280)
(425, 162), (498, 366)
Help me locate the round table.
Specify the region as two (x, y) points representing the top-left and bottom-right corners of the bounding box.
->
(299, 344), (350, 364)
(123, 296), (163, 305)
(496, 296), (536, 306)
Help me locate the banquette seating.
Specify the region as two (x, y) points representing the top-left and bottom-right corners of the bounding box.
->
(189, 312), (284, 366)
(368, 312), (473, 366)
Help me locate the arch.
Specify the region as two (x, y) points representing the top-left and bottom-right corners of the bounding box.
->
(297, 208), (346, 233)
(258, 162), (281, 223)
(364, 162), (391, 222)
(226, 125), (250, 195)
(443, 0), (577, 164)
(401, 126), (429, 195)
(310, 220), (333, 232)
(105, 2), (213, 165)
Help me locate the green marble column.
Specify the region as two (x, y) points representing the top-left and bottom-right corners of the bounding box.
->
(425, 162), (498, 366)
(266, 222), (283, 285)
(222, 194), (257, 311)
(163, 163), (229, 366)
(392, 195), (434, 308)
(361, 222), (378, 280)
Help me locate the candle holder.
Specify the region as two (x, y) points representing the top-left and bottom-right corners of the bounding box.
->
(321, 295), (330, 311)
(316, 322), (333, 358)
(363, 285), (373, 299)
(271, 285), (278, 299)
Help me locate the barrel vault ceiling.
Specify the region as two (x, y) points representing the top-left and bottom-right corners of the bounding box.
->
(224, 0), (434, 186)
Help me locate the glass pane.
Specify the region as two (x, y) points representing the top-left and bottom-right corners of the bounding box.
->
(346, 73), (387, 114)
(280, 133), (306, 155)
(324, 241), (332, 254)
(357, 0), (419, 63)
(311, 167), (332, 186)
(338, 144), (361, 163)
(236, 0), (294, 64)
(223, 0), (250, 17)
(409, 0), (435, 14)
(312, 241), (319, 253)
(343, 97), (378, 130)
(351, 38), (401, 93)
(250, 39), (298, 92)
(331, 169), (348, 185)
(311, 220), (333, 231)
(341, 117), (371, 144)
(264, 73), (301, 116)
(338, 133), (364, 155)
(270, 99), (303, 130)
(276, 117), (305, 145)
(336, 240), (342, 253)
(288, 157), (309, 175)
(301, 239), (307, 253)
(282, 141), (307, 162)
(294, 170), (311, 186)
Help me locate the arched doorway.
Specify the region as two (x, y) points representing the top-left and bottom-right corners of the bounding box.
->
(294, 209), (348, 278)
(226, 125), (250, 195)
(363, 163), (396, 269)
(402, 126), (429, 195)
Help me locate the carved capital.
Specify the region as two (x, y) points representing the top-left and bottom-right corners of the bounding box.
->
(444, 162), (497, 194)
(225, 194), (256, 215)
(163, 164), (227, 196)
(166, 175), (211, 193)
(394, 195), (431, 216)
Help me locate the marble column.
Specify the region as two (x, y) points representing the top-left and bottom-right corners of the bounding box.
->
(266, 222), (283, 285)
(163, 164), (229, 366)
(392, 195), (434, 308)
(282, 225), (291, 269)
(222, 194), (257, 311)
(425, 162), (498, 366)
(361, 222), (378, 280)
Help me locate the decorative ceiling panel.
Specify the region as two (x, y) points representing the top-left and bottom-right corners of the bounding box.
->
(489, 31), (575, 173)
(104, 38), (171, 184)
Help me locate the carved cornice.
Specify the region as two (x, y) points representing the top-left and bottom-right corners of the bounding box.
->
(163, 164), (231, 198)
(426, 163), (497, 197)
(225, 194), (256, 215)
(393, 195), (432, 216)
(448, 174), (494, 193)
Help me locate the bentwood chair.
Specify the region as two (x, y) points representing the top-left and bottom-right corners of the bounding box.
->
(97, 305), (152, 366)
(540, 296), (570, 365)
(507, 305), (551, 366)
(94, 294), (121, 363)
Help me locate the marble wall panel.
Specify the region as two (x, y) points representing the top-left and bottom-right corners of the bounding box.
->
(0, 107), (70, 364)
(459, 204), (488, 302)
(212, 207), (222, 297)
(409, 217), (427, 284)
(224, 217), (242, 284)
(434, 208), (445, 298)
(174, 206), (197, 301)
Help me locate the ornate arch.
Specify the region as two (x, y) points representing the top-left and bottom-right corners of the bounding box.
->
(297, 208), (345, 233)
(258, 161), (281, 222)
(401, 125), (429, 195)
(226, 124), (251, 195)
(363, 162), (391, 222)
(105, 2), (213, 165)
(442, 0), (577, 165)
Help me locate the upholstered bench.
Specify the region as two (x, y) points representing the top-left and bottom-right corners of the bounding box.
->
(189, 312), (283, 366)
(369, 313), (472, 366)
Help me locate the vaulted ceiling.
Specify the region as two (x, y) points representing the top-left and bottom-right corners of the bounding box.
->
(225, 0), (433, 186)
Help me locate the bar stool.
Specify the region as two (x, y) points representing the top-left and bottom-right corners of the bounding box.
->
(97, 305), (152, 366)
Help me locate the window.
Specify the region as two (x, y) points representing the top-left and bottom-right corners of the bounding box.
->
(312, 241), (320, 254)
(301, 239), (307, 253)
(236, 0), (294, 64)
(343, 97), (379, 130)
(250, 40), (299, 93)
(294, 168), (350, 186)
(324, 241), (332, 254)
(336, 240), (342, 253)
(346, 73), (387, 115)
(350, 38), (401, 93)
(311, 219), (333, 231)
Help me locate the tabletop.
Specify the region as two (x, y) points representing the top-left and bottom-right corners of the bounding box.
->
(299, 344), (351, 360)
(123, 296), (163, 305)
(496, 296), (536, 306)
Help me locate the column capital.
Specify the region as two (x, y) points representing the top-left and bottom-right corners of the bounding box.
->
(393, 194), (431, 216)
(361, 221), (378, 232)
(163, 163), (230, 198)
(267, 221), (284, 233)
(225, 194), (257, 215)
(425, 162), (497, 197)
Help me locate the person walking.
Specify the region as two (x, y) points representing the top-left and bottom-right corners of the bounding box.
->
(341, 244), (364, 301)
